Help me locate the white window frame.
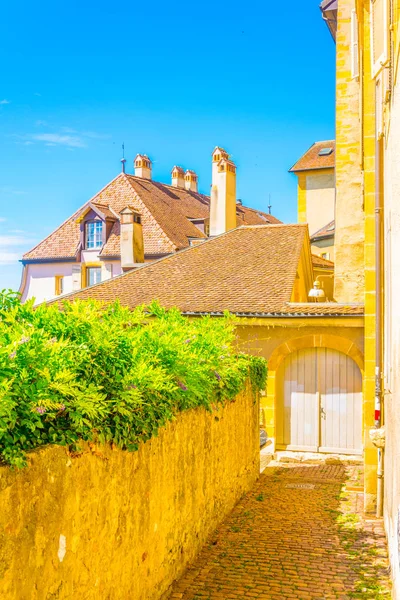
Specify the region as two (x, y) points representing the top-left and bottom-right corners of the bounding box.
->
(85, 220), (103, 250)
(370, 0), (389, 78)
(86, 266), (102, 286)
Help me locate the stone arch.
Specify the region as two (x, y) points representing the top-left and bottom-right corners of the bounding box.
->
(268, 334), (364, 372)
(262, 334), (364, 448)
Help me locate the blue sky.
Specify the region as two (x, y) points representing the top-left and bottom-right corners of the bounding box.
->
(0, 1), (335, 291)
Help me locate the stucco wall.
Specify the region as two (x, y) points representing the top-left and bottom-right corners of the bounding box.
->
(0, 388), (259, 600)
(383, 66), (400, 600)
(305, 171), (335, 236)
(21, 263), (75, 304)
(21, 260), (122, 305)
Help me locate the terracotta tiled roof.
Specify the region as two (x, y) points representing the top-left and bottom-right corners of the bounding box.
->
(280, 303), (363, 316)
(91, 202), (118, 220)
(311, 254), (334, 268)
(53, 225), (309, 313)
(310, 220), (335, 241)
(280, 304), (363, 316)
(53, 224), (363, 317)
(289, 141), (335, 172)
(23, 173), (281, 261)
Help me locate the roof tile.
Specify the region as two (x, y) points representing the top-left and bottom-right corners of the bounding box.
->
(23, 173), (281, 261)
(53, 224), (362, 317)
(290, 141), (335, 172)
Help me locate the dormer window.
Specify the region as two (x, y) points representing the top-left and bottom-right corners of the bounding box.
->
(85, 221), (103, 249)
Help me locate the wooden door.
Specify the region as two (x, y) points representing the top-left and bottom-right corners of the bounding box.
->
(318, 348), (362, 454)
(276, 348), (362, 455)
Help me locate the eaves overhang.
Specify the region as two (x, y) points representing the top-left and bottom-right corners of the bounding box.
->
(311, 233), (335, 242)
(21, 257), (78, 265)
(320, 0), (338, 41)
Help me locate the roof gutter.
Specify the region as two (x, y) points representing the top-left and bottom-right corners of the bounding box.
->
(181, 311), (363, 318)
(21, 257), (78, 265)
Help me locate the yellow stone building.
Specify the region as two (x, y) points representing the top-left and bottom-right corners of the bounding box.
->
(45, 5), (400, 586)
(321, 0), (400, 592)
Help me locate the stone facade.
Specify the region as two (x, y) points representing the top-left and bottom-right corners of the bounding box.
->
(334, 0), (365, 304)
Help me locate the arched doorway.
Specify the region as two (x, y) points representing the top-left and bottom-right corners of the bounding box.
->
(276, 347), (362, 454)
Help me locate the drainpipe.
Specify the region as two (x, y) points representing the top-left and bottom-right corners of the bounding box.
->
(374, 135), (384, 519)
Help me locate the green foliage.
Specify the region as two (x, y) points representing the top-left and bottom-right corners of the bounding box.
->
(0, 291), (267, 467)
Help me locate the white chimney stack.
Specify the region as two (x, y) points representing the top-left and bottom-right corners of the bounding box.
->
(134, 154), (152, 180)
(209, 147), (237, 236)
(171, 166), (185, 188)
(185, 170), (198, 193)
(211, 146), (229, 188)
(119, 206), (145, 270)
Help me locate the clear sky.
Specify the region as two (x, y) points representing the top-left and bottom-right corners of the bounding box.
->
(0, 0), (335, 291)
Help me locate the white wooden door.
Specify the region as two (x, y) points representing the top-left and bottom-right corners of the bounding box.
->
(276, 348), (362, 455)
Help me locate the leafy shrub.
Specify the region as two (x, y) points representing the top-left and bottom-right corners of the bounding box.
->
(0, 290), (267, 468)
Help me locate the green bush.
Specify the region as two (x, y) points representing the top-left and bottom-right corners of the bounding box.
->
(0, 290), (267, 468)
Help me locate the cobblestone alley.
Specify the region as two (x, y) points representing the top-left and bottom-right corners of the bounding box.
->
(167, 460), (390, 600)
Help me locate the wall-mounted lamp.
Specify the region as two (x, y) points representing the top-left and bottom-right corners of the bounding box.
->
(308, 280), (326, 302)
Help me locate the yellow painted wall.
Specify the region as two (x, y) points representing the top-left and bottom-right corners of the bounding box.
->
(313, 266), (334, 302)
(334, 1), (365, 304)
(0, 388), (259, 600)
(297, 172), (307, 224)
(236, 319), (364, 448)
(306, 170), (335, 236)
(296, 169), (335, 235)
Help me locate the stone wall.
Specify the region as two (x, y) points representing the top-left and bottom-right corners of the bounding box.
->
(334, 0), (365, 303)
(0, 388), (259, 600)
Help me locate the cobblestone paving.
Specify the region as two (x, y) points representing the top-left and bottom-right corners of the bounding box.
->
(168, 461), (390, 600)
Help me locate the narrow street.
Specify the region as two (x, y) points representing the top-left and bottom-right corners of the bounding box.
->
(168, 460), (390, 600)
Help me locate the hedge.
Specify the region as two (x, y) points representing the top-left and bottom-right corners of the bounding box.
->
(0, 290), (267, 467)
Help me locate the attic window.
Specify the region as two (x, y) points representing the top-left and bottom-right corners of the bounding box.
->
(134, 214), (141, 224)
(85, 221), (103, 249)
(318, 148), (333, 156)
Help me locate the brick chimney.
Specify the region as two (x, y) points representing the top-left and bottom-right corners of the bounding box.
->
(134, 154), (152, 180)
(171, 166), (185, 188)
(209, 152), (237, 236)
(119, 207), (145, 270)
(185, 170), (198, 192)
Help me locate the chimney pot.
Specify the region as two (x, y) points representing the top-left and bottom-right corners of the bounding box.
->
(171, 166), (185, 188)
(184, 170), (198, 193)
(134, 154), (152, 180)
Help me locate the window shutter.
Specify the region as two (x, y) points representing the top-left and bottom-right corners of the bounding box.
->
(72, 265), (82, 291)
(351, 10), (360, 79)
(371, 0), (388, 77)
